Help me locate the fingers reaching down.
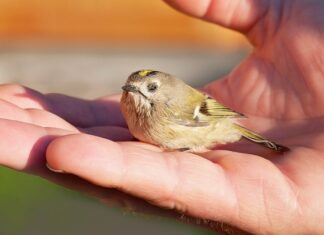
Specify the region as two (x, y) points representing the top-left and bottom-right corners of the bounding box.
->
(163, 0), (270, 33)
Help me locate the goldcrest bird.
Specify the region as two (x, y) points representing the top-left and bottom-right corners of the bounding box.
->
(120, 70), (289, 153)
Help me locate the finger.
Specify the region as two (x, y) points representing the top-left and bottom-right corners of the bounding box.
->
(0, 84), (125, 127)
(80, 126), (134, 141)
(46, 94), (126, 128)
(163, 0), (270, 33)
(47, 134), (300, 234)
(0, 119), (72, 172)
(46, 134), (237, 222)
(0, 84), (47, 109)
(0, 99), (77, 131)
(0, 117), (245, 234)
(0, 118), (182, 227)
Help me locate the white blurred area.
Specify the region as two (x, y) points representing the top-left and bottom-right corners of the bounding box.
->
(0, 48), (246, 99)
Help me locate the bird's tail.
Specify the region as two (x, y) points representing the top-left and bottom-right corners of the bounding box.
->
(233, 124), (289, 152)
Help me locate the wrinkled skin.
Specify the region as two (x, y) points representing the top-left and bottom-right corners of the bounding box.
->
(1, 0), (324, 234)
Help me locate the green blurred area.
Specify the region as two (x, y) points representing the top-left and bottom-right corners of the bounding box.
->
(0, 167), (213, 235)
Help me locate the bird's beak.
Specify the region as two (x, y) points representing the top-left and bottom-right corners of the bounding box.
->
(122, 84), (138, 93)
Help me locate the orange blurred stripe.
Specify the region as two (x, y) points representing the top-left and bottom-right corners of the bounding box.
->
(0, 0), (248, 48)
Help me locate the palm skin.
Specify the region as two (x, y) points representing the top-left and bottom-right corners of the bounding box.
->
(1, 0), (324, 234)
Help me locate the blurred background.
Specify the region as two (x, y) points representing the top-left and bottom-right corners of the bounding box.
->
(0, 1), (249, 234)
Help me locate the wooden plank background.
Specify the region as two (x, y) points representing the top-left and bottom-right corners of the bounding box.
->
(0, 0), (248, 48)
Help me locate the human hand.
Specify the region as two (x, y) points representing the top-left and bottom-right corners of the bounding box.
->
(0, 84), (186, 225)
(0, 83), (133, 180)
(19, 0), (324, 234)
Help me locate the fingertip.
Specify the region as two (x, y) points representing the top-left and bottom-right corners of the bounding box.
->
(46, 162), (66, 173)
(46, 134), (124, 185)
(163, 0), (211, 18)
(46, 134), (78, 172)
(163, 0), (270, 34)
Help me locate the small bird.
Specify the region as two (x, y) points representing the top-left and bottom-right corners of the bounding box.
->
(120, 70), (289, 153)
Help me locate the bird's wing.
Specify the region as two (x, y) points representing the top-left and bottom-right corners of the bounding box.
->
(199, 96), (245, 118)
(170, 96), (244, 127)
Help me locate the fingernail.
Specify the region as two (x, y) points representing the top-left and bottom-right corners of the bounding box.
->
(46, 163), (66, 173)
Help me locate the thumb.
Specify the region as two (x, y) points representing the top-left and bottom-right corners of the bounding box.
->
(163, 0), (270, 33)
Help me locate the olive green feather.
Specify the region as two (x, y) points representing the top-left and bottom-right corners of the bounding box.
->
(200, 97), (244, 118)
(170, 93), (245, 127)
(233, 124), (289, 152)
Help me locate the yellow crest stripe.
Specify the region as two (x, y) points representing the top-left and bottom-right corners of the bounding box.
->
(138, 70), (154, 77)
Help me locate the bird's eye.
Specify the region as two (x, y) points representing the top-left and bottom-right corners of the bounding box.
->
(147, 83), (158, 92)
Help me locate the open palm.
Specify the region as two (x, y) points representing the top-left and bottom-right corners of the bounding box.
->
(46, 1), (324, 234)
(1, 0), (324, 234)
